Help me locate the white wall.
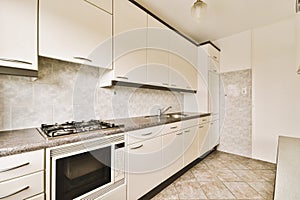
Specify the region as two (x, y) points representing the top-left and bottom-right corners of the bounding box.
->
(215, 30), (252, 73)
(252, 14), (300, 163)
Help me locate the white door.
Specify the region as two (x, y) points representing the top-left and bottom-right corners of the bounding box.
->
(0, 0), (37, 71)
(126, 136), (162, 200)
(39, 0), (112, 68)
(183, 126), (199, 166)
(162, 131), (184, 181)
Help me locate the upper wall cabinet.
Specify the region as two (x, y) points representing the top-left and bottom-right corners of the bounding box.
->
(113, 0), (148, 83)
(0, 0), (38, 76)
(201, 43), (220, 73)
(39, 0), (112, 69)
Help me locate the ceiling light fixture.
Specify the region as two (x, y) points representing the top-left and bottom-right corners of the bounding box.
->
(191, 0), (207, 18)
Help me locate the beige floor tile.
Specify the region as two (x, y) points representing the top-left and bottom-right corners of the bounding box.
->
(151, 184), (179, 200)
(199, 181), (235, 199)
(241, 159), (275, 170)
(224, 182), (263, 199)
(204, 159), (229, 170)
(247, 181), (274, 199)
(222, 160), (249, 170)
(214, 169), (242, 182)
(192, 169), (219, 182)
(193, 162), (209, 170)
(174, 180), (207, 199)
(174, 171), (197, 183)
(252, 170), (276, 182)
(232, 170), (266, 182)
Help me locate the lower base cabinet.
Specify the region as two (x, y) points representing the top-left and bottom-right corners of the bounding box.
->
(209, 120), (220, 150)
(183, 126), (199, 166)
(198, 122), (210, 156)
(162, 130), (184, 181)
(126, 136), (162, 200)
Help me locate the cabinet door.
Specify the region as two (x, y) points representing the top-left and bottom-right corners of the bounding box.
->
(198, 123), (210, 156)
(169, 53), (197, 90)
(183, 126), (199, 166)
(126, 137), (162, 200)
(209, 120), (220, 149)
(0, 0), (37, 71)
(208, 70), (220, 115)
(162, 131), (184, 181)
(114, 0), (147, 83)
(39, 0), (112, 68)
(87, 0), (112, 14)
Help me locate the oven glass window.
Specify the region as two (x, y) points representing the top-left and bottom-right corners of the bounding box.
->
(56, 146), (111, 200)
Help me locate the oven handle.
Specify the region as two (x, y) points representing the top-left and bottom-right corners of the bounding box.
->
(0, 186), (30, 199)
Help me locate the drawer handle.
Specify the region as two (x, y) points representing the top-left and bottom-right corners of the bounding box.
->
(199, 125), (204, 128)
(162, 83), (169, 86)
(171, 84), (177, 87)
(170, 126), (178, 129)
(0, 58), (32, 65)
(176, 132), (183, 136)
(210, 123), (214, 125)
(116, 76), (129, 80)
(0, 162), (30, 173)
(184, 130), (190, 133)
(130, 144), (143, 150)
(0, 186), (29, 199)
(141, 132), (152, 136)
(202, 119), (207, 121)
(73, 56), (92, 62)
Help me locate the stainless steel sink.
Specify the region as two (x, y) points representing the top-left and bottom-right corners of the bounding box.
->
(144, 113), (187, 119)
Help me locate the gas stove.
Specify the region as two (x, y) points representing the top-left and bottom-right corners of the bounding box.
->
(38, 120), (123, 137)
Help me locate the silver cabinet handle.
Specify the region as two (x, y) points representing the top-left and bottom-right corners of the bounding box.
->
(202, 119), (207, 122)
(213, 56), (218, 59)
(141, 132), (152, 136)
(73, 56), (92, 62)
(0, 162), (30, 173)
(199, 125), (204, 128)
(0, 58), (32, 65)
(184, 130), (190, 133)
(162, 83), (169, 86)
(116, 76), (129, 80)
(210, 122), (214, 125)
(0, 186), (29, 199)
(170, 126), (178, 129)
(130, 144), (143, 150)
(176, 132), (183, 136)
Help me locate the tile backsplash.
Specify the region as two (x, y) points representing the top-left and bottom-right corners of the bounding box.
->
(219, 69), (252, 158)
(0, 57), (183, 131)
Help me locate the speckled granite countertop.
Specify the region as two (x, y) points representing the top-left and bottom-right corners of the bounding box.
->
(0, 112), (210, 157)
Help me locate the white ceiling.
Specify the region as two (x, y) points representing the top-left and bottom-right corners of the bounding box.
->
(134, 0), (296, 44)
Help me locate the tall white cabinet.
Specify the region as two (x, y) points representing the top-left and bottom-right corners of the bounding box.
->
(0, 0), (38, 76)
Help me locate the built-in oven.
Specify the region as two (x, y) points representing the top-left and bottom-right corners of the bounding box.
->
(45, 133), (125, 200)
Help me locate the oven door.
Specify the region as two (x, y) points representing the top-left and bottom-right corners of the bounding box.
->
(47, 134), (125, 200)
(54, 145), (112, 200)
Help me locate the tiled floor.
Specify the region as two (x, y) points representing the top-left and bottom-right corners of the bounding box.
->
(152, 151), (276, 200)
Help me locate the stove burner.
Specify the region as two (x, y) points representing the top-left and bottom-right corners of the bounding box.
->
(40, 120), (122, 137)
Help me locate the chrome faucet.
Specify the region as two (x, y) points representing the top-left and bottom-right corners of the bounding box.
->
(158, 106), (172, 116)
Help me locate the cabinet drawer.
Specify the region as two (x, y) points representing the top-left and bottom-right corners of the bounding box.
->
(0, 171), (44, 200)
(160, 121), (182, 135)
(199, 116), (210, 124)
(126, 125), (163, 145)
(0, 149), (44, 182)
(181, 118), (198, 129)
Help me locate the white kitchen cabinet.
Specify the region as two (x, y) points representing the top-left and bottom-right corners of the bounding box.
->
(147, 16), (170, 87)
(39, 0), (112, 69)
(208, 69), (220, 116)
(169, 53), (198, 90)
(0, 0), (38, 74)
(0, 150), (44, 200)
(183, 126), (199, 166)
(98, 184), (126, 200)
(126, 136), (162, 200)
(198, 122), (210, 157)
(113, 0), (147, 83)
(209, 120), (220, 149)
(162, 131), (184, 180)
(201, 43), (220, 63)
